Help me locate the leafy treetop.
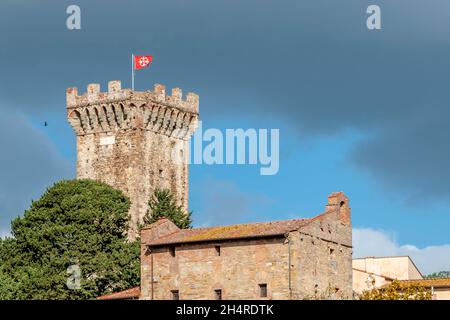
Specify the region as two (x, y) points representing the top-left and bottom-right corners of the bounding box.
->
(360, 280), (432, 300)
(142, 188), (192, 229)
(0, 179), (140, 300)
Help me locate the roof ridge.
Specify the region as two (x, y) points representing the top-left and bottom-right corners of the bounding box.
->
(188, 216), (311, 231)
(144, 215), (330, 247)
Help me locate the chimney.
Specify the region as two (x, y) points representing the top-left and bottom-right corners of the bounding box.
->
(325, 192), (351, 225)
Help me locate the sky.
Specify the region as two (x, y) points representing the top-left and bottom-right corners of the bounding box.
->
(1, 0), (450, 274)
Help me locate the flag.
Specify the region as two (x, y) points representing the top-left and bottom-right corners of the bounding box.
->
(134, 55), (153, 70)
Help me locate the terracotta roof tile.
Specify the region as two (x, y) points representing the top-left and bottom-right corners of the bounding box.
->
(97, 286), (140, 300)
(145, 214), (329, 246)
(141, 217), (170, 230)
(397, 278), (450, 288)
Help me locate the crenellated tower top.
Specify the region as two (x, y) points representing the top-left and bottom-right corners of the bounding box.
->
(66, 80), (199, 140)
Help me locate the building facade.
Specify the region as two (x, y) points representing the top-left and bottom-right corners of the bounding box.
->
(353, 256), (450, 300)
(352, 256), (423, 294)
(140, 192), (353, 300)
(66, 81), (199, 237)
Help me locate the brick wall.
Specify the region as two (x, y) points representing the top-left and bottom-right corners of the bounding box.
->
(141, 237), (291, 300)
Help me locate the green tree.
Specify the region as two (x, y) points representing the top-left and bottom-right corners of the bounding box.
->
(425, 271), (450, 279)
(142, 189), (192, 229)
(0, 237), (20, 299)
(0, 179), (140, 300)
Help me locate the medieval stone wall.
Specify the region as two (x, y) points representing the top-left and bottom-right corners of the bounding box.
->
(140, 192), (352, 300)
(290, 212), (353, 299)
(289, 192), (353, 299)
(141, 237), (291, 300)
(66, 81), (199, 237)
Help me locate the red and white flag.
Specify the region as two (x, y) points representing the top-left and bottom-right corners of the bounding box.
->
(134, 55), (153, 70)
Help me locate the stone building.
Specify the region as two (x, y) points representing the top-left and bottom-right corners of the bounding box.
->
(66, 81), (199, 237)
(138, 192), (352, 300)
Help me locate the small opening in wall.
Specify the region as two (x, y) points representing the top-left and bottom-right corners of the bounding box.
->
(171, 290), (179, 300)
(159, 169), (163, 177)
(259, 284), (267, 298)
(214, 289), (222, 300)
(215, 245), (221, 256)
(329, 248), (334, 255)
(169, 246), (176, 257)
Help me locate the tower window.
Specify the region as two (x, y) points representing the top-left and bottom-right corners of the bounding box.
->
(171, 290), (179, 300)
(169, 246), (176, 257)
(215, 245), (221, 256)
(259, 284), (267, 298)
(214, 289), (222, 300)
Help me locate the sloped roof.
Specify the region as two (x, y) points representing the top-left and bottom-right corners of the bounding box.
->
(145, 214), (328, 247)
(97, 286), (140, 300)
(141, 217), (171, 230)
(397, 278), (450, 288)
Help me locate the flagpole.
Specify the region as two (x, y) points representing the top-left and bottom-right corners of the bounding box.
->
(131, 54), (135, 91)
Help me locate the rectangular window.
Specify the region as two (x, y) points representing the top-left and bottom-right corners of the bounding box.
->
(214, 289), (222, 300)
(171, 290), (179, 300)
(215, 245), (221, 256)
(169, 246), (176, 257)
(259, 284), (267, 298)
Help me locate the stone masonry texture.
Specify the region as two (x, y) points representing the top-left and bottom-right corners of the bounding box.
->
(66, 81), (199, 238)
(140, 192), (353, 300)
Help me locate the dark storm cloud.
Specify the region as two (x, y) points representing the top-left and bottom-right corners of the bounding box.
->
(351, 104), (450, 204)
(0, 107), (74, 231)
(2, 0), (450, 204)
(192, 179), (271, 226)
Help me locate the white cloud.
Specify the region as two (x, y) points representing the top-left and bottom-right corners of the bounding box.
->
(353, 228), (450, 275)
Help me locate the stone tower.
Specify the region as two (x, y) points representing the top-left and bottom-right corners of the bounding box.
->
(66, 81), (199, 238)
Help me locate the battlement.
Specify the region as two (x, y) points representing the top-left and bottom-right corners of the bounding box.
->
(66, 80), (199, 114)
(66, 80), (199, 140)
